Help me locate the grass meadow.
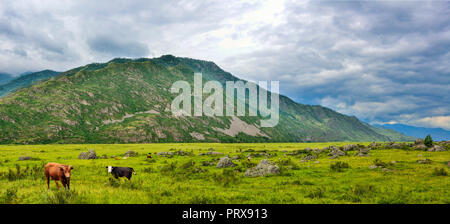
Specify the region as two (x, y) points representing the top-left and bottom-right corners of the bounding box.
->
(0, 142), (448, 204)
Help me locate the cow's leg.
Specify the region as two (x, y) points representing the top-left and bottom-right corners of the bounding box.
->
(55, 180), (60, 189)
(126, 174), (132, 180)
(114, 173), (119, 179)
(46, 175), (50, 190)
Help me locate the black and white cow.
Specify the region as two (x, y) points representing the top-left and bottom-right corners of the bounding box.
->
(106, 166), (136, 180)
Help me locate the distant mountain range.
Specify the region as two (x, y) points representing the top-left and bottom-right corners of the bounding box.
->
(376, 124), (449, 141)
(0, 72), (14, 85)
(0, 55), (414, 144)
(0, 70), (60, 97)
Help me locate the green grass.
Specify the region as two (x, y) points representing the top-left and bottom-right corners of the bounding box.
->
(0, 142), (448, 204)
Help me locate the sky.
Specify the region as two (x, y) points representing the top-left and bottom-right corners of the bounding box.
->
(0, 0), (449, 130)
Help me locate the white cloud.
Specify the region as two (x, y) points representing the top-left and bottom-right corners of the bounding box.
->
(0, 0), (448, 130)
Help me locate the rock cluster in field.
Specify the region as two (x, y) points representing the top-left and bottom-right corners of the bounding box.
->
(355, 148), (370, 157)
(414, 144), (427, 150)
(124, 150), (138, 157)
(342, 144), (357, 151)
(199, 151), (224, 156)
(18, 156), (33, 161)
(369, 142), (381, 149)
(427, 145), (445, 152)
(78, 149), (97, 159)
(301, 154), (317, 162)
(417, 159), (432, 164)
(329, 146), (346, 159)
(245, 159), (280, 177)
(216, 157), (236, 168)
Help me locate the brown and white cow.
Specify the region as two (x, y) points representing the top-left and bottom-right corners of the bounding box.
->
(44, 162), (73, 190)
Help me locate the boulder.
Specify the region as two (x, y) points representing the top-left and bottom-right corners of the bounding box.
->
(427, 145), (445, 152)
(369, 142), (381, 149)
(207, 151), (224, 156)
(329, 147), (346, 159)
(414, 138), (424, 145)
(18, 156), (33, 161)
(123, 150), (138, 157)
(355, 148), (370, 157)
(342, 144), (357, 151)
(78, 149), (97, 159)
(369, 165), (379, 169)
(156, 151), (174, 156)
(245, 159), (280, 177)
(313, 148), (323, 154)
(414, 144), (428, 151)
(301, 154), (317, 162)
(417, 159), (432, 164)
(216, 157), (236, 168)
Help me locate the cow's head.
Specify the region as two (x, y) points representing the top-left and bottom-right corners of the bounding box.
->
(59, 165), (73, 179)
(106, 166), (113, 173)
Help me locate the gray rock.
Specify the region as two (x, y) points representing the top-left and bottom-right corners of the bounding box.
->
(156, 151), (174, 156)
(414, 138), (424, 145)
(369, 142), (381, 149)
(329, 147), (346, 159)
(417, 159), (432, 164)
(342, 144), (357, 151)
(18, 156), (32, 161)
(78, 149), (97, 159)
(355, 148), (370, 157)
(313, 148), (323, 154)
(245, 159), (280, 177)
(369, 165), (379, 169)
(427, 145), (445, 152)
(301, 154), (317, 162)
(414, 144), (428, 151)
(207, 151), (224, 156)
(216, 157), (236, 168)
(123, 150), (138, 157)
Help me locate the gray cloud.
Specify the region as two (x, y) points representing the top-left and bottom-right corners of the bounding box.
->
(0, 0), (448, 130)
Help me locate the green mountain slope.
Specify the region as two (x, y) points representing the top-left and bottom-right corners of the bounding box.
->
(0, 70), (60, 97)
(0, 55), (412, 144)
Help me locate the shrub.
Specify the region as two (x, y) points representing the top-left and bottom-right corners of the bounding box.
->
(351, 184), (376, 196)
(432, 168), (448, 176)
(373, 159), (389, 168)
(159, 161), (177, 173)
(0, 187), (18, 204)
(330, 161), (350, 172)
(212, 169), (239, 187)
(306, 187), (325, 199)
(241, 160), (257, 168)
(45, 190), (87, 204)
(424, 135), (433, 147)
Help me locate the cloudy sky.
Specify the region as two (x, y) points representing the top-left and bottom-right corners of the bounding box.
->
(0, 0), (449, 130)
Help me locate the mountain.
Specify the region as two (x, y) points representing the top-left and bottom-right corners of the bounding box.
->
(368, 124), (416, 141)
(0, 55), (413, 144)
(0, 73), (14, 85)
(376, 124), (449, 141)
(0, 70), (60, 97)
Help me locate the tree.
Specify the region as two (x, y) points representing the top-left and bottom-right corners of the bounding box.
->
(424, 134), (433, 147)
